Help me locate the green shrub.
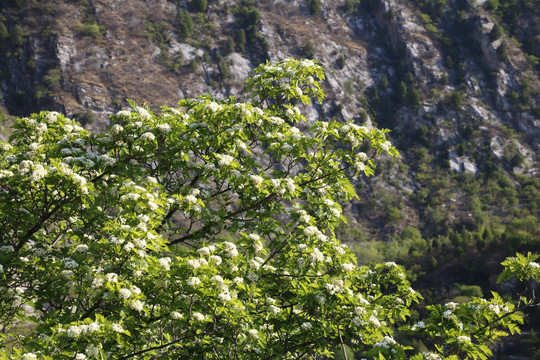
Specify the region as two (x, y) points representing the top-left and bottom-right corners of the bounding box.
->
(80, 109), (95, 125)
(489, 23), (502, 41)
(456, 284), (483, 298)
(77, 22), (102, 39)
(496, 41), (508, 60)
(308, 0), (322, 15)
(336, 55), (346, 69)
(10, 24), (24, 47)
(303, 40), (315, 59)
(0, 22), (8, 43)
(235, 29), (246, 53)
(177, 10), (194, 41)
(190, 0), (208, 13)
(42, 68), (62, 88)
(225, 37), (235, 55)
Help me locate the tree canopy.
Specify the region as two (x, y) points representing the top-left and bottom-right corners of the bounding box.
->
(0, 59), (538, 360)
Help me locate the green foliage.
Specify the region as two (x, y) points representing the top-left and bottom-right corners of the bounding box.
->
(76, 22), (102, 39)
(396, 81), (407, 103)
(345, 0), (357, 13)
(145, 21), (167, 46)
(303, 39), (315, 59)
(224, 36), (235, 55)
(496, 41), (508, 60)
(217, 55), (229, 80)
(406, 86), (421, 107)
(10, 23), (24, 47)
(0, 22), (8, 43)
(489, 23), (502, 41)
(308, 0), (322, 15)
(336, 55), (346, 69)
(189, 0), (207, 13)
(42, 68), (61, 88)
(79, 108), (95, 125)
(235, 28), (246, 53)
(177, 10), (194, 41)
(0, 58), (536, 360)
(379, 77), (388, 90)
(445, 90), (464, 110)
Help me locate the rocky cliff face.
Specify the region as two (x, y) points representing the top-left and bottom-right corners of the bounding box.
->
(0, 0), (538, 241)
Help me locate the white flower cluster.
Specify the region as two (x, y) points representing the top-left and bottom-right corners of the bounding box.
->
(187, 276), (201, 287)
(187, 258), (208, 268)
(380, 140), (392, 151)
(30, 164), (48, 182)
(217, 154), (234, 167)
(487, 303), (500, 314)
(304, 226), (321, 237)
(197, 245), (216, 255)
(309, 248), (325, 264)
(250, 174), (264, 187)
(373, 336), (397, 349)
(171, 311), (183, 319)
(135, 107), (152, 120)
(66, 322), (100, 338)
(341, 263), (355, 272)
(140, 132), (155, 141)
(445, 302), (458, 311)
(442, 310), (453, 319)
(193, 312), (205, 321)
(111, 323), (123, 333)
(0, 245), (15, 253)
(119, 288), (132, 299)
(222, 242), (239, 257)
(86, 344), (101, 357)
(0, 170), (14, 179)
(209, 255), (222, 265)
(205, 102), (222, 112)
(22, 354), (37, 360)
(159, 257), (172, 270)
(457, 335), (471, 345)
(411, 321), (426, 331)
(422, 352), (442, 360)
(297, 210), (310, 224)
(158, 123), (171, 132)
(129, 299), (144, 312)
(324, 279), (345, 295)
(63, 258), (79, 269)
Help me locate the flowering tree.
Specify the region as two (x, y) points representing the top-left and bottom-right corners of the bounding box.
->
(0, 58), (538, 360)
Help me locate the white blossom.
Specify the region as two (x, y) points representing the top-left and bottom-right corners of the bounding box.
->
(119, 288), (132, 299)
(140, 132), (155, 141)
(67, 325), (82, 338)
(380, 140), (392, 151)
(111, 323), (123, 333)
(159, 257), (172, 270)
(171, 311), (183, 319)
(187, 277), (201, 286)
(309, 248), (325, 263)
(193, 312), (205, 321)
(129, 299), (144, 312)
(135, 107), (152, 120)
